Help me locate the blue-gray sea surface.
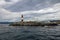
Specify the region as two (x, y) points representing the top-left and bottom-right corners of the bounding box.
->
(0, 24), (60, 40)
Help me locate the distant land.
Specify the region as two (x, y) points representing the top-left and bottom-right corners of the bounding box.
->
(0, 22), (13, 24)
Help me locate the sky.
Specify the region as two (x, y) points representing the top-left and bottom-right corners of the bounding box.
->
(0, 0), (60, 22)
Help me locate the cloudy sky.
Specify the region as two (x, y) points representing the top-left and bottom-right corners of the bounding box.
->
(0, 0), (60, 22)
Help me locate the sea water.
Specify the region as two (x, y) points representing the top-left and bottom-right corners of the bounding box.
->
(0, 24), (60, 40)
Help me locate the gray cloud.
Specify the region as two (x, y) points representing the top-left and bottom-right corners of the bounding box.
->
(0, 0), (60, 22)
(5, 0), (11, 2)
(4, 0), (60, 12)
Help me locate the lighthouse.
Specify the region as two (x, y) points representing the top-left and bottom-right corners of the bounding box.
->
(21, 14), (24, 22)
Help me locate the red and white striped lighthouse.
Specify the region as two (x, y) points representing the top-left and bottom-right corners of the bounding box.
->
(21, 14), (23, 22)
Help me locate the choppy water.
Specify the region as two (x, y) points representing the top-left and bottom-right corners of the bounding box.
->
(0, 24), (60, 40)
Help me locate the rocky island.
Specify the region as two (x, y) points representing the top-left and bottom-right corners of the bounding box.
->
(9, 14), (59, 26)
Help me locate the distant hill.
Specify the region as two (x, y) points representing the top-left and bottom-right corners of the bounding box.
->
(50, 20), (60, 22)
(0, 22), (13, 24)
